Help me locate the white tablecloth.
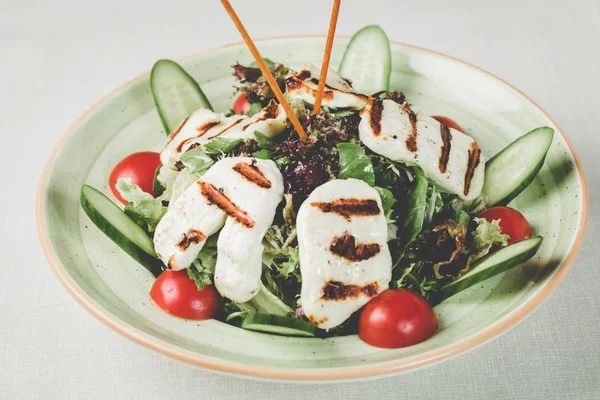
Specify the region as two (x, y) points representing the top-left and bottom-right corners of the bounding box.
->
(2, 0), (599, 398)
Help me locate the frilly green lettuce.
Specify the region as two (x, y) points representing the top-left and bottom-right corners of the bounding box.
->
(116, 178), (167, 233)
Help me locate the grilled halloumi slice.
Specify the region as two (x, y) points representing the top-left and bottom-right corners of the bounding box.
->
(359, 99), (485, 200)
(213, 158), (284, 303)
(153, 164), (228, 271)
(285, 63), (368, 110)
(153, 157), (283, 303)
(297, 179), (392, 329)
(160, 100), (288, 165)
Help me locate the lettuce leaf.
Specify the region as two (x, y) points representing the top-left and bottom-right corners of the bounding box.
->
(336, 143), (375, 186)
(187, 234), (219, 290)
(179, 147), (214, 174)
(116, 178), (167, 233)
(155, 159), (180, 201)
(467, 217), (510, 264)
(169, 168), (200, 204)
(261, 219), (301, 306)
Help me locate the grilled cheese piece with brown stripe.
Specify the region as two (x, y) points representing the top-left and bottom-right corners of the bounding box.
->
(297, 179), (391, 329)
(213, 158), (283, 303)
(358, 99), (485, 200)
(285, 64), (368, 110)
(153, 157), (283, 303)
(159, 100), (288, 165)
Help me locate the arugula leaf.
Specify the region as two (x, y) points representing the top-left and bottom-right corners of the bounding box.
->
(372, 154), (408, 188)
(374, 186), (396, 216)
(400, 167), (428, 244)
(116, 178), (166, 233)
(179, 147), (214, 175)
(424, 185), (444, 225)
(375, 186), (399, 241)
(253, 131), (277, 150)
(252, 149), (272, 160)
(275, 156), (290, 167)
(187, 234), (219, 290)
(203, 138), (243, 155)
(392, 261), (440, 299)
(336, 143), (375, 186)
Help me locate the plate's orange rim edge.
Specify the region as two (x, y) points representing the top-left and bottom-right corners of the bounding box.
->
(36, 35), (588, 382)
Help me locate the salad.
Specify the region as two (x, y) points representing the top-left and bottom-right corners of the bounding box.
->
(81, 26), (552, 348)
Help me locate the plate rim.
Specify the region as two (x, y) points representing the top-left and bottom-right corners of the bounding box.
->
(36, 35), (589, 381)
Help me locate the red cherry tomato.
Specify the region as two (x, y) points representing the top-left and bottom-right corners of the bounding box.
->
(478, 206), (533, 245)
(109, 151), (161, 205)
(150, 270), (220, 320)
(233, 93), (250, 114)
(358, 289), (438, 349)
(432, 115), (464, 133)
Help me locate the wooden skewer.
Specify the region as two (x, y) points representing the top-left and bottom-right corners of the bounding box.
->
(220, 0), (308, 140)
(313, 0), (342, 115)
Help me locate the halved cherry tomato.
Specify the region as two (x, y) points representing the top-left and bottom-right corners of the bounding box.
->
(478, 206), (532, 245)
(358, 289), (438, 349)
(233, 92), (250, 114)
(109, 151), (161, 205)
(150, 270), (220, 320)
(432, 115), (464, 133)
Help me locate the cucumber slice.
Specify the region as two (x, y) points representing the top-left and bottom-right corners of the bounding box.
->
(81, 185), (162, 277)
(243, 283), (292, 316)
(150, 59), (213, 135)
(431, 236), (543, 305)
(482, 127), (554, 206)
(339, 25), (391, 95)
(241, 312), (317, 337)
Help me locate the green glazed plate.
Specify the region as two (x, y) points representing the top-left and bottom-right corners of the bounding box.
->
(37, 36), (588, 381)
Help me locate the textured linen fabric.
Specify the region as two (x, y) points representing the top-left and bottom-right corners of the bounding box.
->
(2, 0), (599, 398)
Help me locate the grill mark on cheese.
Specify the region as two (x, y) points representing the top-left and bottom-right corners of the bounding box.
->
(286, 70), (365, 101)
(198, 181), (255, 228)
(175, 120), (220, 152)
(241, 100), (280, 131)
(167, 255), (176, 270)
(439, 124), (453, 173)
(285, 75), (305, 90)
(368, 98), (384, 136)
(179, 118), (246, 153)
(285, 69), (311, 90)
(213, 117), (245, 136)
(296, 69), (312, 81)
(464, 142), (481, 196)
(321, 281), (380, 301)
(329, 232), (381, 261)
(286, 76), (334, 100)
(166, 116), (190, 145)
(311, 198), (381, 221)
(175, 229), (206, 250)
(403, 103), (418, 153)
(307, 315), (328, 325)
(232, 162), (272, 188)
